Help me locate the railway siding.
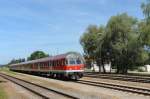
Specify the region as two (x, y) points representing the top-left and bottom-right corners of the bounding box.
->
(0, 73), (78, 99)
(77, 79), (150, 96)
(81, 77), (150, 92)
(84, 72), (150, 83)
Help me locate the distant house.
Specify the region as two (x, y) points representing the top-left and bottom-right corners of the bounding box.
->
(90, 62), (99, 72)
(91, 62), (111, 72)
(145, 65), (150, 72)
(139, 65), (150, 72)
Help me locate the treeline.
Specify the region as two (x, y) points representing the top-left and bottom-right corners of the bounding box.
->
(9, 51), (49, 64)
(80, 1), (150, 74)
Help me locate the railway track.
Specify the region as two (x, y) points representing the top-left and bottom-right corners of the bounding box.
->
(84, 72), (150, 83)
(76, 79), (150, 96)
(0, 73), (78, 99)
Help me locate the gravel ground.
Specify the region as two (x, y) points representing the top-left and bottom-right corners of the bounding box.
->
(2, 71), (150, 99)
(0, 76), (42, 99)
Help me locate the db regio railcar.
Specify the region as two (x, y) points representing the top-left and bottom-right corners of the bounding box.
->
(9, 52), (85, 80)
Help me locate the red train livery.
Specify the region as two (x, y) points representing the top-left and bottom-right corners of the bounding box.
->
(9, 52), (85, 80)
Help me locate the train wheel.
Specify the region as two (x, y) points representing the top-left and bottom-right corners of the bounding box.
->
(75, 75), (79, 80)
(56, 74), (61, 79)
(70, 75), (74, 80)
(53, 74), (57, 78)
(70, 75), (78, 81)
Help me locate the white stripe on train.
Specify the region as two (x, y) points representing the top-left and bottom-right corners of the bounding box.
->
(11, 69), (84, 73)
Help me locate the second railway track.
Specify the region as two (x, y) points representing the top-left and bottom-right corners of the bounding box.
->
(84, 72), (150, 83)
(0, 73), (78, 99)
(76, 79), (150, 96)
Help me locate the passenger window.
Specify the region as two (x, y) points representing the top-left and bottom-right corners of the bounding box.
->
(49, 61), (51, 66)
(59, 60), (61, 66)
(56, 61), (58, 66)
(57, 60), (59, 66)
(62, 59), (65, 66)
(54, 61), (56, 66)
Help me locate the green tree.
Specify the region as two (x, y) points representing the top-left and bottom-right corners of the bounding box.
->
(140, 0), (150, 46)
(80, 1), (150, 74)
(106, 13), (138, 73)
(27, 51), (49, 61)
(141, 0), (150, 24)
(9, 58), (26, 64)
(95, 27), (108, 73)
(80, 25), (99, 58)
(80, 25), (105, 71)
(139, 0), (150, 65)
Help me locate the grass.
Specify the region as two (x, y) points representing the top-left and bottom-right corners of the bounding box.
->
(0, 86), (7, 99)
(0, 67), (17, 75)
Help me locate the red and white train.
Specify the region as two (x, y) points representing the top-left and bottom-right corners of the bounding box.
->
(9, 52), (85, 80)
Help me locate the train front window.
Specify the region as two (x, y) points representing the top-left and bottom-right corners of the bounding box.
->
(69, 58), (76, 65)
(76, 59), (81, 64)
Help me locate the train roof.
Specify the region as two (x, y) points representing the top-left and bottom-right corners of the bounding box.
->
(10, 52), (84, 66)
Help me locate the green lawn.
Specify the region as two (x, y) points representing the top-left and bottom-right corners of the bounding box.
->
(0, 67), (17, 75)
(0, 83), (7, 99)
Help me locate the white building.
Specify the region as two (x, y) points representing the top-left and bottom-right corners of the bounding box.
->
(145, 65), (150, 72)
(91, 62), (111, 72)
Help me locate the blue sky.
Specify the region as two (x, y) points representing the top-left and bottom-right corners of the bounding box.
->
(0, 0), (146, 64)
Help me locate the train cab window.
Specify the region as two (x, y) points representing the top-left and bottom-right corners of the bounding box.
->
(69, 58), (76, 65)
(76, 59), (81, 64)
